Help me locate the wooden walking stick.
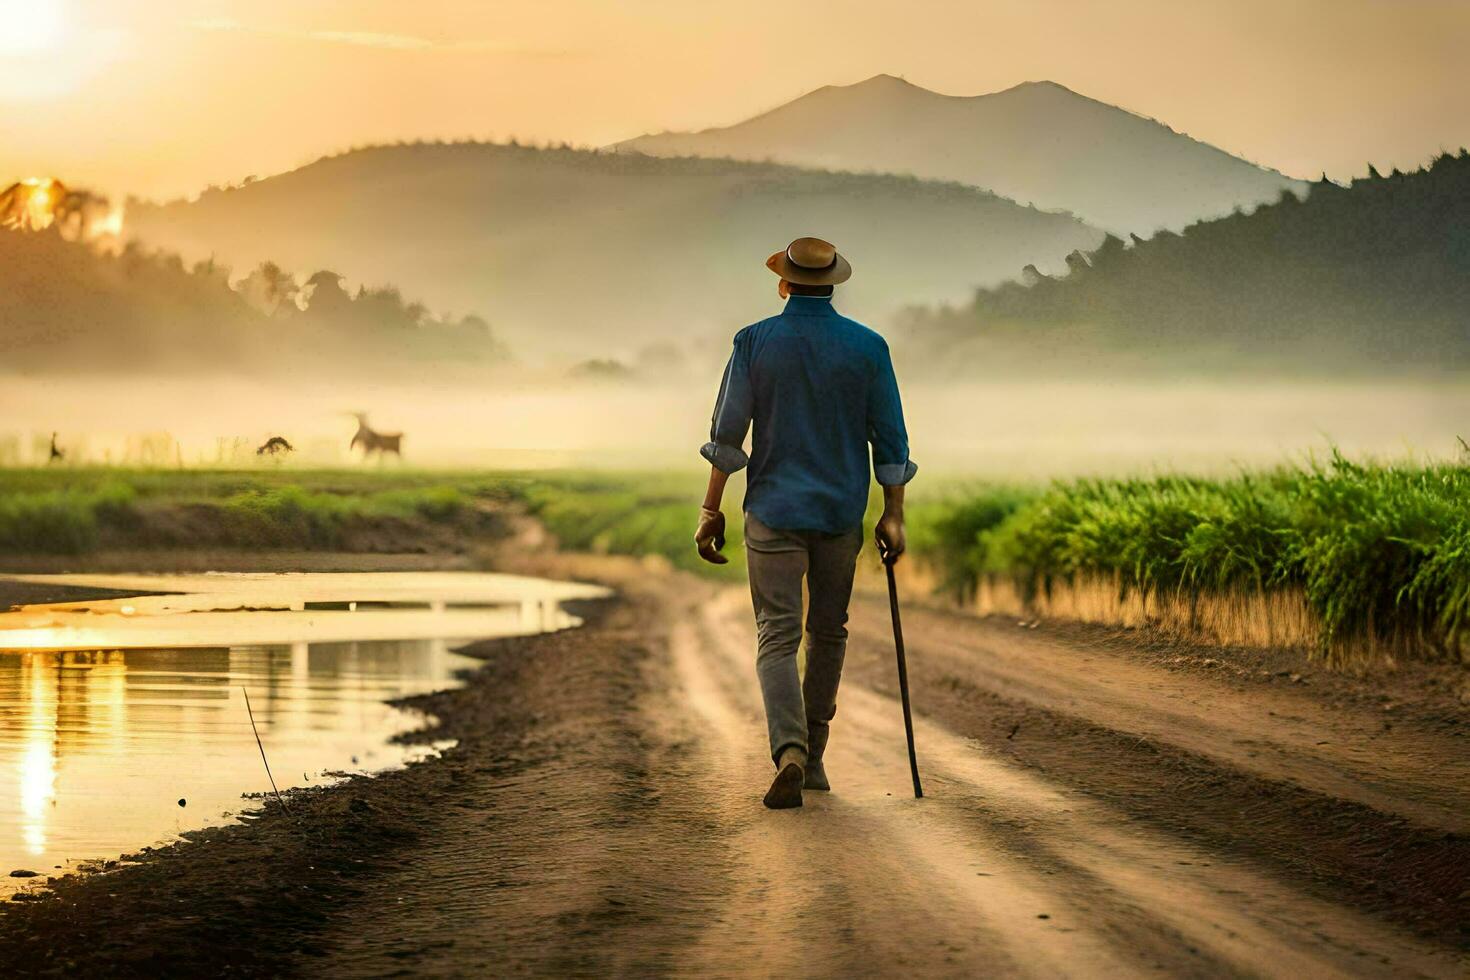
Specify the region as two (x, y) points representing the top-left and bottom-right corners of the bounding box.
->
(882, 549), (923, 799)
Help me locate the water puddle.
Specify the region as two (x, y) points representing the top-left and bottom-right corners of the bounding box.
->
(0, 571), (608, 895)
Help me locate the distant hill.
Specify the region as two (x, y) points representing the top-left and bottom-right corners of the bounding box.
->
(901, 152), (1470, 374)
(125, 142), (1103, 355)
(614, 74), (1307, 237)
(0, 228), (505, 377)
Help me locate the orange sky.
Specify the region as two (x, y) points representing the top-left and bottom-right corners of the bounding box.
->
(3, 0), (1467, 200)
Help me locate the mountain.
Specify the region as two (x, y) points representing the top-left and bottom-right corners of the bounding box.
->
(0, 227), (505, 377)
(125, 142), (1102, 355)
(902, 151), (1470, 374)
(614, 75), (1307, 237)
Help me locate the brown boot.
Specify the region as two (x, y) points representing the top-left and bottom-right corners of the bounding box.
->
(762, 746), (806, 809)
(805, 723), (831, 791)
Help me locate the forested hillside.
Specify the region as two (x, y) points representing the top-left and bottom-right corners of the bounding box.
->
(126, 141), (1103, 354)
(0, 228), (505, 376)
(904, 152), (1470, 373)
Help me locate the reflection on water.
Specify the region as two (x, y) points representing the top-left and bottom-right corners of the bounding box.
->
(1, 641), (469, 884)
(0, 572), (610, 893)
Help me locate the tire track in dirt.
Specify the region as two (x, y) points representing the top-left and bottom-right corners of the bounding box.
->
(836, 592), (1470, 946)
(844, 596), (1470, 834)
(681, 582), (1463, 977)
(665, 612), (1139, 977)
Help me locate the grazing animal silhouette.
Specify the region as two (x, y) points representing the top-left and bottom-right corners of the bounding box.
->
(256, 436), (294, 456)
(349, 413), (403, 458)
(48, 432), (64, 464)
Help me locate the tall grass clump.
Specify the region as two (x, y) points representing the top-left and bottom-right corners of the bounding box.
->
(917, 454), (1470, 661)
(907, 486), (1036, 599)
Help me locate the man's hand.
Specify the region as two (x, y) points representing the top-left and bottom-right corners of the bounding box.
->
(874, 510), (906, 564)
(695, 506), (729, 565)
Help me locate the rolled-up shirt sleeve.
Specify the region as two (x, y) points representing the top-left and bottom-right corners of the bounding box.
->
(868, 341), (918, 486)
(700, 332), (753, 474)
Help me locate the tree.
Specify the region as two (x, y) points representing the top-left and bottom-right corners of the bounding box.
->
(303, 270), (352, 317)
(236, 261), (299, 316)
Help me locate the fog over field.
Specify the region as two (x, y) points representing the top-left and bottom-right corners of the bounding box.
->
(5, 373), (1465, 479)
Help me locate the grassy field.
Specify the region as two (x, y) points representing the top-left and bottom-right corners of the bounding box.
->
(2, 457), (1464, 661)
(0, 467), (751, 573)
(906, 453), (1469, 661)
(0, 469), (519, 554)
(517, 472), (747, 579)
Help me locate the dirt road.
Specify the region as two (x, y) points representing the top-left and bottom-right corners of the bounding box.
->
(2, 553), (1466, 977)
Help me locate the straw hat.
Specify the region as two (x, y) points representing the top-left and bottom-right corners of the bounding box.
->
(765, 237), (852, 286)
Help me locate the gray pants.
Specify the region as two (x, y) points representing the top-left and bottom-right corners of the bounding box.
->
(744, 513), (864, 766)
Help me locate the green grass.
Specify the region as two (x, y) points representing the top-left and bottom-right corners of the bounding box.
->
(907, 453), (1470, 658)
(906, 485), (1036, 598)
(0, 482), (134, 553)
(6, 458), (1465, 659)
(0, 467), (743, 569)
(0, 469), (515, 554)
(0, 467), (786, 578)
(517, 472), (747, 579)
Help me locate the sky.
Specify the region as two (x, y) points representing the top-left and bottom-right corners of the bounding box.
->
(3, 0), (1468, 200)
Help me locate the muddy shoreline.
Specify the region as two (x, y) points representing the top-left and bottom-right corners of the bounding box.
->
(0, 579), (159, 610)
(0, 569), (639, 976)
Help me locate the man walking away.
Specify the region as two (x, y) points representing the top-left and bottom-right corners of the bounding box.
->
(694, 237), (917, 809)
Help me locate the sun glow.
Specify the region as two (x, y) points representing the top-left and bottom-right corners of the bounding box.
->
(24, 178), (56, 227)
(1, 176), (123, 241)
(18, 655), (59, 856)
(0, 0), (67, 54)
(2, 177), (62, 230)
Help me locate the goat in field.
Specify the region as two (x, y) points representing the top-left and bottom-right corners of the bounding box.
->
(349, 413), (403, 458)
(256, 436), (294, 457)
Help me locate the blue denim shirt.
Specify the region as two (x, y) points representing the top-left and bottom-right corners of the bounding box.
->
(701, 295), (917, 533)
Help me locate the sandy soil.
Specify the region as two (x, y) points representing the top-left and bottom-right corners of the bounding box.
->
(0, 551), (1466, 977)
